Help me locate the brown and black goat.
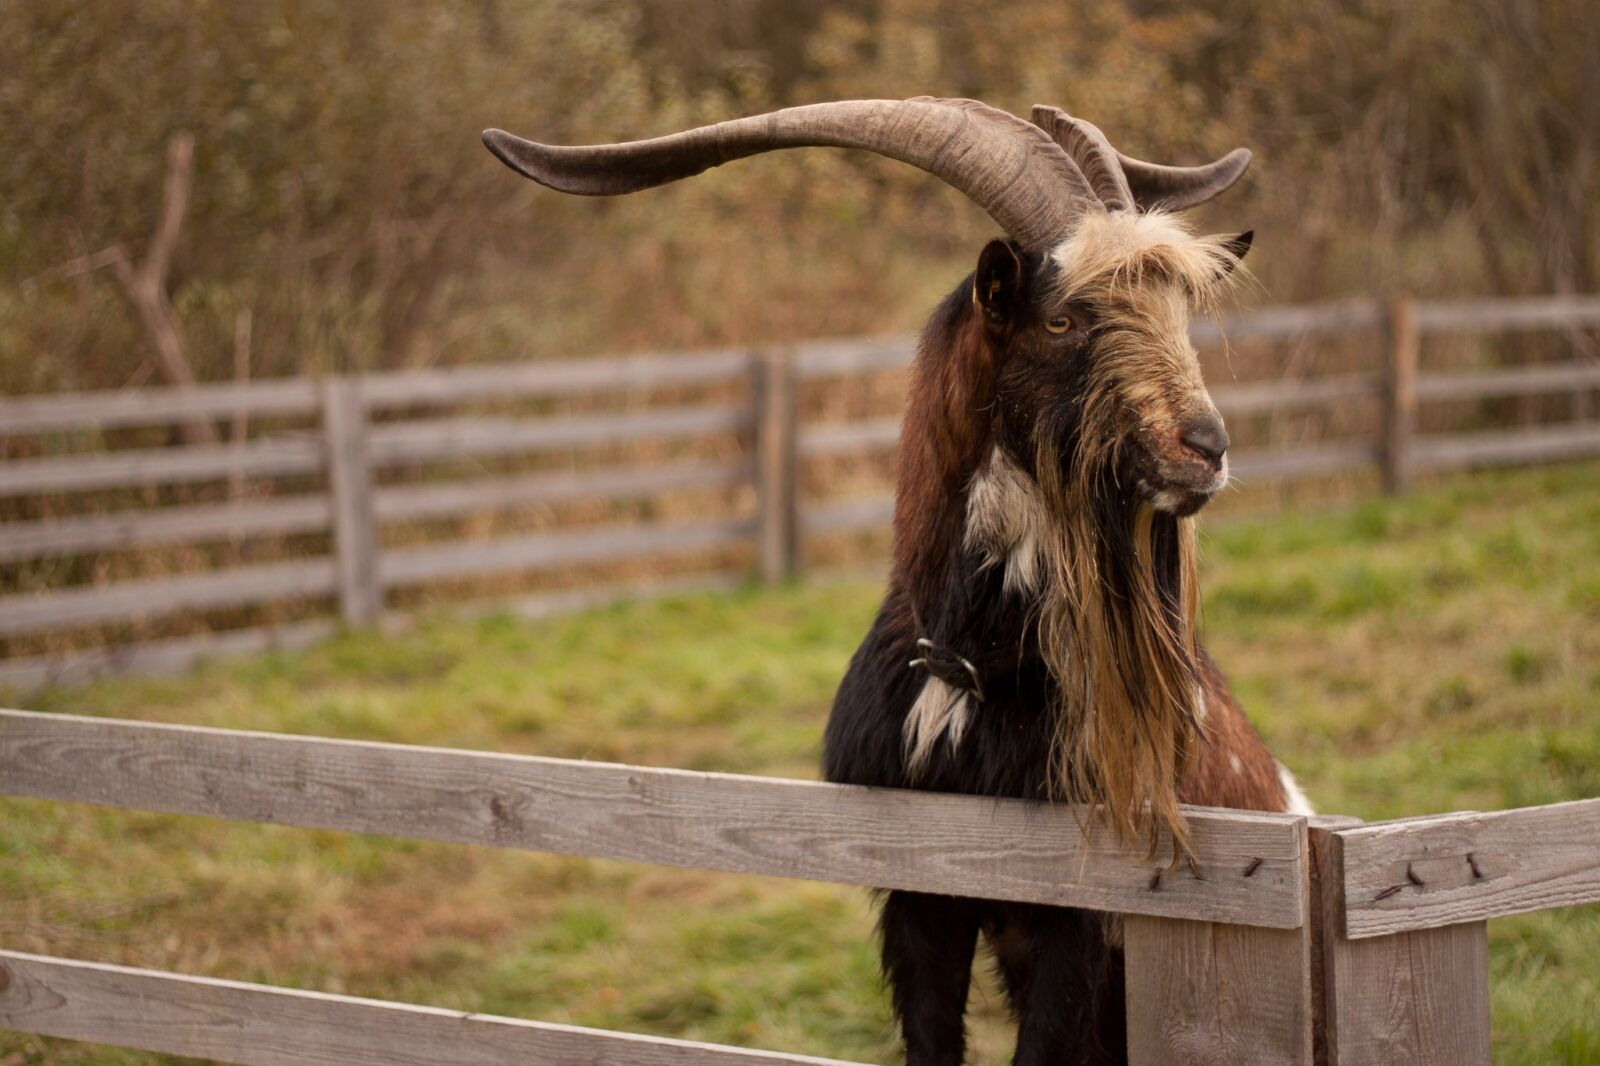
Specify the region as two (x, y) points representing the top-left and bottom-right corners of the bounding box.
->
(483, 97), (1312, 1066)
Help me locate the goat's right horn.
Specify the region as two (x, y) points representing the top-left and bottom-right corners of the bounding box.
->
(483, 97), (1097, 250)
(1116, 148), (1252, 212)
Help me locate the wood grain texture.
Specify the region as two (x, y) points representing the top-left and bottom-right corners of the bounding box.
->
(0, 494), (331, 562)
(0, 558), (337, 637)
(0, 951), (863, 1066)
(1334, 798), (1600, 938)
(0, 435), (323, 497)
(0, 710), (1308, 925)
(0, 378), (320, 433)
(358, 349), (751, 407)
(1317, 832), (1491, 1065)
(1124, 816), (1314, 1066)
(1304, 817), (1364, 1066)
(0, 621), (336, 694)
(373, 459), (752, 522)
(365, 407), (752, 466)
(1124, 917), (1313, 1066)
(378, 517), (755, 588)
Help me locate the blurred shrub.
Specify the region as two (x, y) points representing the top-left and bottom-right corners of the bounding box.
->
(1, 0), (1595, 392)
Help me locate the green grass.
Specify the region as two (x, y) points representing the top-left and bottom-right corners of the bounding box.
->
(3, 461), (1599, 1065)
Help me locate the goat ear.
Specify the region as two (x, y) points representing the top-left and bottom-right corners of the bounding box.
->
(974, 238), (1025, 329)
(1214, 230), (1253, 276)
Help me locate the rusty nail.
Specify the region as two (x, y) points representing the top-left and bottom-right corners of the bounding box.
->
(1405, 863), (1424, 887)
(1375, 885), (1403, 901)
(1466, 853), (1484, 880)
(1185, 854), (1205, 882)
(1148, 870), (1162, 892)
(1243, 857), (1263, 878)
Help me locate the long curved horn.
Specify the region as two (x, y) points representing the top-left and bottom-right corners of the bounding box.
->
(1030, 106), (1134, 212)
(483, 97), (1097, 250)
(1116, 148), (1252, 212)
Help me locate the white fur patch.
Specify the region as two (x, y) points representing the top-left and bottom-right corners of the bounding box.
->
(964, 446), (1050, 596)
(1276, 762), (1316, 816)
(1228, 751), (1244, 776)
(903, 676), (971, 779)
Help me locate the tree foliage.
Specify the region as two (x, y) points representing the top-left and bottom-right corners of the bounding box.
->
(1, 0), (1595, 392)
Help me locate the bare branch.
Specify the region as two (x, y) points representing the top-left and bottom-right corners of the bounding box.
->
(142, 132), (195, 291)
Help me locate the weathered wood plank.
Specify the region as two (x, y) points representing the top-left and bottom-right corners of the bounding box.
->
(1416, 360), (1600, 402)
(1124, 818), (1314, 1066)
(1212, 374), (1380, 416)
(1227, 442), (1377, 481)
(0, 494), (331, 562)
(358, 349), (752, 407)
(379, 517), (755, 588)
(1412, 422), (1600, 472)
(1124, 919), (1313, 1066)
(1317, 830), (1491, 1065)
(373, 460), (752, 522)
(0, 951), (861, 1066)
(1189, 300), (1385, 344)
(755, 351), (798, 582)
(792, 336), (916, 378)
(366, 406), (753, 466)
(0, 559), (337, 637)
(0, 710), (1308, 924)
(0, 436), (323, 497)
(1382, 298), (1420, 493)
(1335, 798), (1600, 938)
(1412, 293), (1600, 334)
(798, 417), (901, 458)
(0, 378), (321, 434)
(801, 494), (896, 535)
(322, 379), (381, 626)
(0, 621), (336, 694)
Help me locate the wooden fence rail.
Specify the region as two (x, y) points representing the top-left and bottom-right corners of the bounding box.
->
(2, 293), (1598, 690)
(2, 708), (1598, 1064)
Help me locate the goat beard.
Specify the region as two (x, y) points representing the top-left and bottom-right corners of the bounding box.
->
(1032, 435), (1204, 862)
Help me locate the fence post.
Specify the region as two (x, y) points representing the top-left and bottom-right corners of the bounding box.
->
(754, 348), (797, 583)
(1381, 297), (1419, 493)
(321, 377), (382, 626)
(1313, 824), (1492, 1066)
(1123, 819), (1316, 1066)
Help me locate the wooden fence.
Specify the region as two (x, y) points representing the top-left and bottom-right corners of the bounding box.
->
(1, 707), (1597, 1063)
(2, 293), (1598, 691)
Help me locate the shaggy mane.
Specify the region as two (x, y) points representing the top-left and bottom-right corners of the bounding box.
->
(1049, 209), (1249, 314)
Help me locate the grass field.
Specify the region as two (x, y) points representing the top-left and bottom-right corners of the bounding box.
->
(3, 461), (1598, 1065)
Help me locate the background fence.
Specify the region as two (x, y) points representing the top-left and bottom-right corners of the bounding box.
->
(2, 293), (1598, 690)
(2, 707), (1597, 1064)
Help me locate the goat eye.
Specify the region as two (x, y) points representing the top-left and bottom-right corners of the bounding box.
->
(1044, 316), (1072, 334)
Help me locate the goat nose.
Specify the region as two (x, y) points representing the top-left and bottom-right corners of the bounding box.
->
(1178, 412), (1230, 468)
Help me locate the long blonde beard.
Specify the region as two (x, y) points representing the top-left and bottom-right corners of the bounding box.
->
(1033, 439), (1204, 861)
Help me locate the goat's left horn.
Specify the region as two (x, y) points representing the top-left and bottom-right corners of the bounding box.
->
(482, 97), (1099, 250)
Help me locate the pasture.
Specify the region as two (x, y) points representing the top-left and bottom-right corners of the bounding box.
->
(3, 460), (1598, 1066)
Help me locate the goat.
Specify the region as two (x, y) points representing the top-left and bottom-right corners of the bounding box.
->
(483, 97), (1312, 1066)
